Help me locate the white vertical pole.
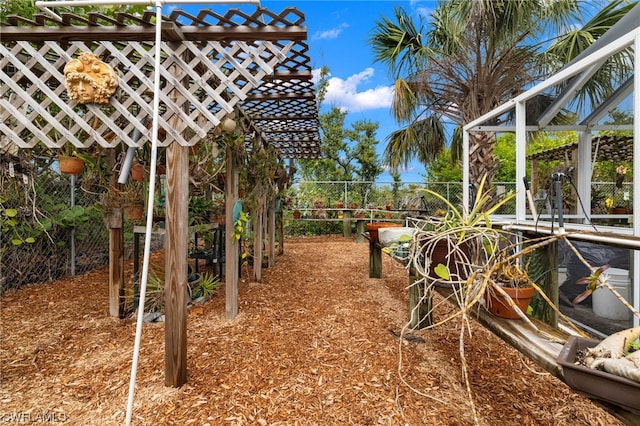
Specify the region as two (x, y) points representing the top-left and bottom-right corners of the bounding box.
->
(515, 101), (526, 223)
(633, 33), (640, 328)
(70, 173), (76, 276)
(462, 130), (469, 211)
(125, 2), (163, 424)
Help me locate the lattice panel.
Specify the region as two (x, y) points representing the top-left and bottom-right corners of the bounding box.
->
(1, 7), (321, 158)
(1, 39), (294, 150)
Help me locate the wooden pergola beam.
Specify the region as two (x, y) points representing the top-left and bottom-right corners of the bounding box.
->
(0, 23), (305, 43)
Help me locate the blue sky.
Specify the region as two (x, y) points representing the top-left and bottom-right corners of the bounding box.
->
(177, 0), (436, 183)
(265, 0), (435, 183)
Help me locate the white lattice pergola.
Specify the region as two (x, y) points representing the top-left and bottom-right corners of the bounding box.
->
(0, 7), (321, 157)
(1, 5), (321, 393)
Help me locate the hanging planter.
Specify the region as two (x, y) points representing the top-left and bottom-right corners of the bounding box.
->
(58, 156), (85, 175)
(131, 163), (145, 181)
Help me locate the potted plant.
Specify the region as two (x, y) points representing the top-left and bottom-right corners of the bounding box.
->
(484, 254), (536, 319)
(418, 174), (516, 289)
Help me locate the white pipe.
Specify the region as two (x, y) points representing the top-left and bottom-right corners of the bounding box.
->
(125, 3), (162, 425)
(634, 33), (640, 327)
(503, 223), (640, 249)
(36, 0), (258, 6)
(118, 146), (138, 184)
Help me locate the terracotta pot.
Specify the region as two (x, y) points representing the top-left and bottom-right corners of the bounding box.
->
(58, 156), (84, 175)
(424, 239), (471, 287)
(485, 286), (535, 319)
(124, 204), (144, 220)
(366, 222), (401, 243)
(292, 211), (301, 219)
(131, 163), (145, 181)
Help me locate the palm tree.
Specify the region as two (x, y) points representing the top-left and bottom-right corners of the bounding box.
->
(370, 0), (635, 186)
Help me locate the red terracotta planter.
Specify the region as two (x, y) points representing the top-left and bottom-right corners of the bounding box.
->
(485, 286), (535, 319)
(58, 156), (84, 175)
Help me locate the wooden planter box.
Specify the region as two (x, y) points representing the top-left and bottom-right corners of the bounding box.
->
(557, 336), (640, 414)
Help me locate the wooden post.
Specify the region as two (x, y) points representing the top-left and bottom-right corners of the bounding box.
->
(277, 204), (284, 255)
(164, 141), (189, 387)
(107, 208), (125, 318)
(369, 240), (382, 278)
(225, 146), (239, 319)
(408, 265), (432, 329)
(267, 201), (275, 267)
(253, 196), (264, 282)
(343, 210), (353, 238)
(164, 142), (189, 387)
(356, 220), (365, 243)
(164, 59), (189, 388)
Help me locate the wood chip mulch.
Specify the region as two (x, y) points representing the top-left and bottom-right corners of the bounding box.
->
(0, 235), (624, 425)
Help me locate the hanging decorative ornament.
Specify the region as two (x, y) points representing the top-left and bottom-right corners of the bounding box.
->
(221, 117), (237, 133)
(63, 52), (118, 104)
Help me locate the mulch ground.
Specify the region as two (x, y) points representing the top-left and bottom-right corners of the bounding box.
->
(0, 235), (624, 425)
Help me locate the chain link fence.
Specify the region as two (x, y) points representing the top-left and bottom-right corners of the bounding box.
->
(284, 180), (519, 217)
(2, 174), (627, 291)
(0, 168), (161, 292)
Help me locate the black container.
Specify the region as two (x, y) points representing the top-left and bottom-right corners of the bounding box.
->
(557, 335), (640, 414)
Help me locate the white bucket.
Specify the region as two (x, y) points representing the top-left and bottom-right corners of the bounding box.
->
(377, 227), (415, 247)
(592, 268), (632, 321)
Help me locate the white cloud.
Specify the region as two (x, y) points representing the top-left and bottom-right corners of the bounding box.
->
(316, 67), (394, 113)
(311, 23), (349, 41)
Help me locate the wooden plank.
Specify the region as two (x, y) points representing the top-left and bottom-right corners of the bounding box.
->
(408, 266), (432, 329)
(356, 220), (365, 243)
(267, 202), (275, 268)
(107, 209), (125, 318)
(164, 60), (189, 388)
(343, 210), (352, 238)
(253, 197), (264, 282)
(164, 140), (189, 388)
(369, 240), (382, 279)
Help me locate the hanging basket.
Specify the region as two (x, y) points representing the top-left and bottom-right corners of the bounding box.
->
(58, 156), (84, 175)
(131, 163), (145, 181)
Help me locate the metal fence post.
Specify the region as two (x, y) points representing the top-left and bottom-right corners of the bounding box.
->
(70, 174), (76, 276)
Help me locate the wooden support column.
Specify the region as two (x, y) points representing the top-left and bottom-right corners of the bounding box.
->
(408, 266), (432, 329)
(356, 220), (365, 243)
(164, 58), (189, 388)
(107, 208), (125, 318)
(164, 141), (189, 387)
(276, 204), (284, 256)
(343, 210), (353, 238)
(369, 240), (382, 278)
(225, 146), (239, 319)
(253, 197), (264, 282)
(267, 200), (275, 268)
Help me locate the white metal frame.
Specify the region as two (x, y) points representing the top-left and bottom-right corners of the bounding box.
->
(462, 23), (640, 328)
